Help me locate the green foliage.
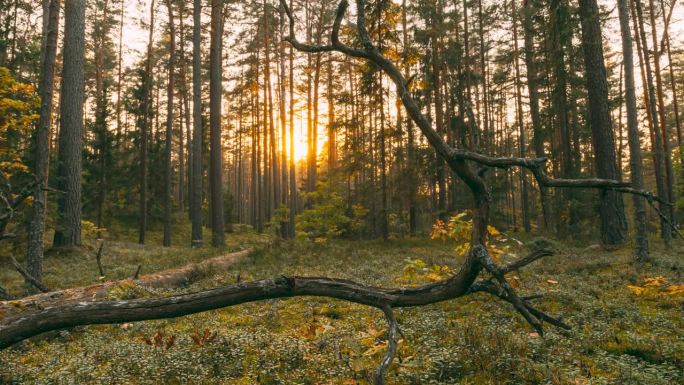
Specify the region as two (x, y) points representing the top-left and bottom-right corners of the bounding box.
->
(430, 212), (513, 260)
(296, 180), (367, 242)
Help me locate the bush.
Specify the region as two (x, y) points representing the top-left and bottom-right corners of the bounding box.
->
(295, 179), (367, 242)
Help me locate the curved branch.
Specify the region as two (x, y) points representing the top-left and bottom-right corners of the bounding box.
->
(0, 252), (484, 350)
(373, 306), (398, 385)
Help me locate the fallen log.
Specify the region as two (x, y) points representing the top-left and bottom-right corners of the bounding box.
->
(0, 248), (252, 321)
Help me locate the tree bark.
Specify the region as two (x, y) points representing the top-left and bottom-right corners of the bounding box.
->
(139, 0), (156, 245)
(163, 0), (176, 247)
(191, 0), (203, 247)
(27, 0), (60, 291)
(632, 0), (671, 246)
(578, 0), (628, 246)
(53, 0), (85, 248)
(512, 0), (531, 233)
(617, 0), (650, 261)
(209, 0), (225, 246)
(646, 0), (676, 231)
(522, 0), (553, 231)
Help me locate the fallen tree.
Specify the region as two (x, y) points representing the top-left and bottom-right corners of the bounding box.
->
(0, 1), (675, 384)
(0, 248), (252, 320)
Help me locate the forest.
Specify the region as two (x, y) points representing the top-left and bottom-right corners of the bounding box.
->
(0, 0), (683, 383)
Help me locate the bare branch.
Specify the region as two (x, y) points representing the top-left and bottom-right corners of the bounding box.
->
(472, 246), (544, 335)
(502, 249), (554, 274)
(373, 305), (398, 385)
(469, 281), (571, 330)
(96, 241), (105, 277)
(9, 256), (50, 293)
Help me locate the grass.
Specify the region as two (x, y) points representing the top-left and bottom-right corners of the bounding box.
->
(1, 225), (683, 384)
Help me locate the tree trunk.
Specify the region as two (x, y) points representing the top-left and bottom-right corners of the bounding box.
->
(139, 0), (155, 245)
(522, 0), (553, 231)
(632, 0), (671, 246)
(617, 0), (649, 261)
(27, 0), (60, 291)
(264, 1), (279, 219)
(512, 0), (531, 233)
(191, 0), (203, 247)
(549, 0), (576, 236)
(288, 34), (296, 238)
(646, 0), (676, 231)
(53, 0), (85, 248)
(209, 0), (225, 246)
(163, 0), (176, 247)
(578, 0), (628, 246)
(431, 10), (447, 220)
(115, 0), (124, 143)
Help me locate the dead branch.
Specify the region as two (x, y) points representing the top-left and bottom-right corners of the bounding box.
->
(502, 249), (554, 274)
(96, 241), (105, 277)
(374, 306), (398, 385)
(0, 244), (545, 351)
(473, 246), (543, 335)
(9, 256), (50, 293)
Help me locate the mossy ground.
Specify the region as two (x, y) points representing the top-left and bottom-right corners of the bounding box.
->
(1, 226), (683, 385)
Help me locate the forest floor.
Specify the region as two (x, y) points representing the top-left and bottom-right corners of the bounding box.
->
(1, 226), (683, 385)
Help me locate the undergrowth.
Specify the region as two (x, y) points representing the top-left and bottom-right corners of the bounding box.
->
(1, 232), (683, 384)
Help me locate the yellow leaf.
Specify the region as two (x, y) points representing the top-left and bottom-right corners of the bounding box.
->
(627, 285), (646, 295)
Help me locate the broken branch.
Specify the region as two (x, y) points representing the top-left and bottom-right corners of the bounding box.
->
(9, 256), (50, 293)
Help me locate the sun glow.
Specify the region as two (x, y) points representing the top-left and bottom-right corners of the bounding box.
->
(290, 111), (329, 163)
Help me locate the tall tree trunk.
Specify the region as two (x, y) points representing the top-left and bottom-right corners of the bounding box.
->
(477, 0), (490, 153)
(310, 53), (321, 192)
(511, 0), (531, 233)
(288, 32), (296, 238)
(378, 69), (388, 241)
(139, 0), (155, 245)
(522, 0), (553, 231)
(53, 0), (85, 248)
(209, 0), (225, 246)
(264, 1), (279, 218)
(179, 2), (192, 217)
(431, 9), (447, 220)
(632, 0), (671, 246)
(549, 0), (576, 236)
(191, 0), (203, 247)
(646, 0), (676, 230)
(327, 58), (336, 171)
(115, 0), (124, 143)
(163, 0), (176, 247)
(27, 0), (60, 290)
(278, 6), (288, 203)
(578, 0), (628, 246)
(617, 0), (649, 261)
(401, 0), (417, 235)
(94, 0), (110, 234)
